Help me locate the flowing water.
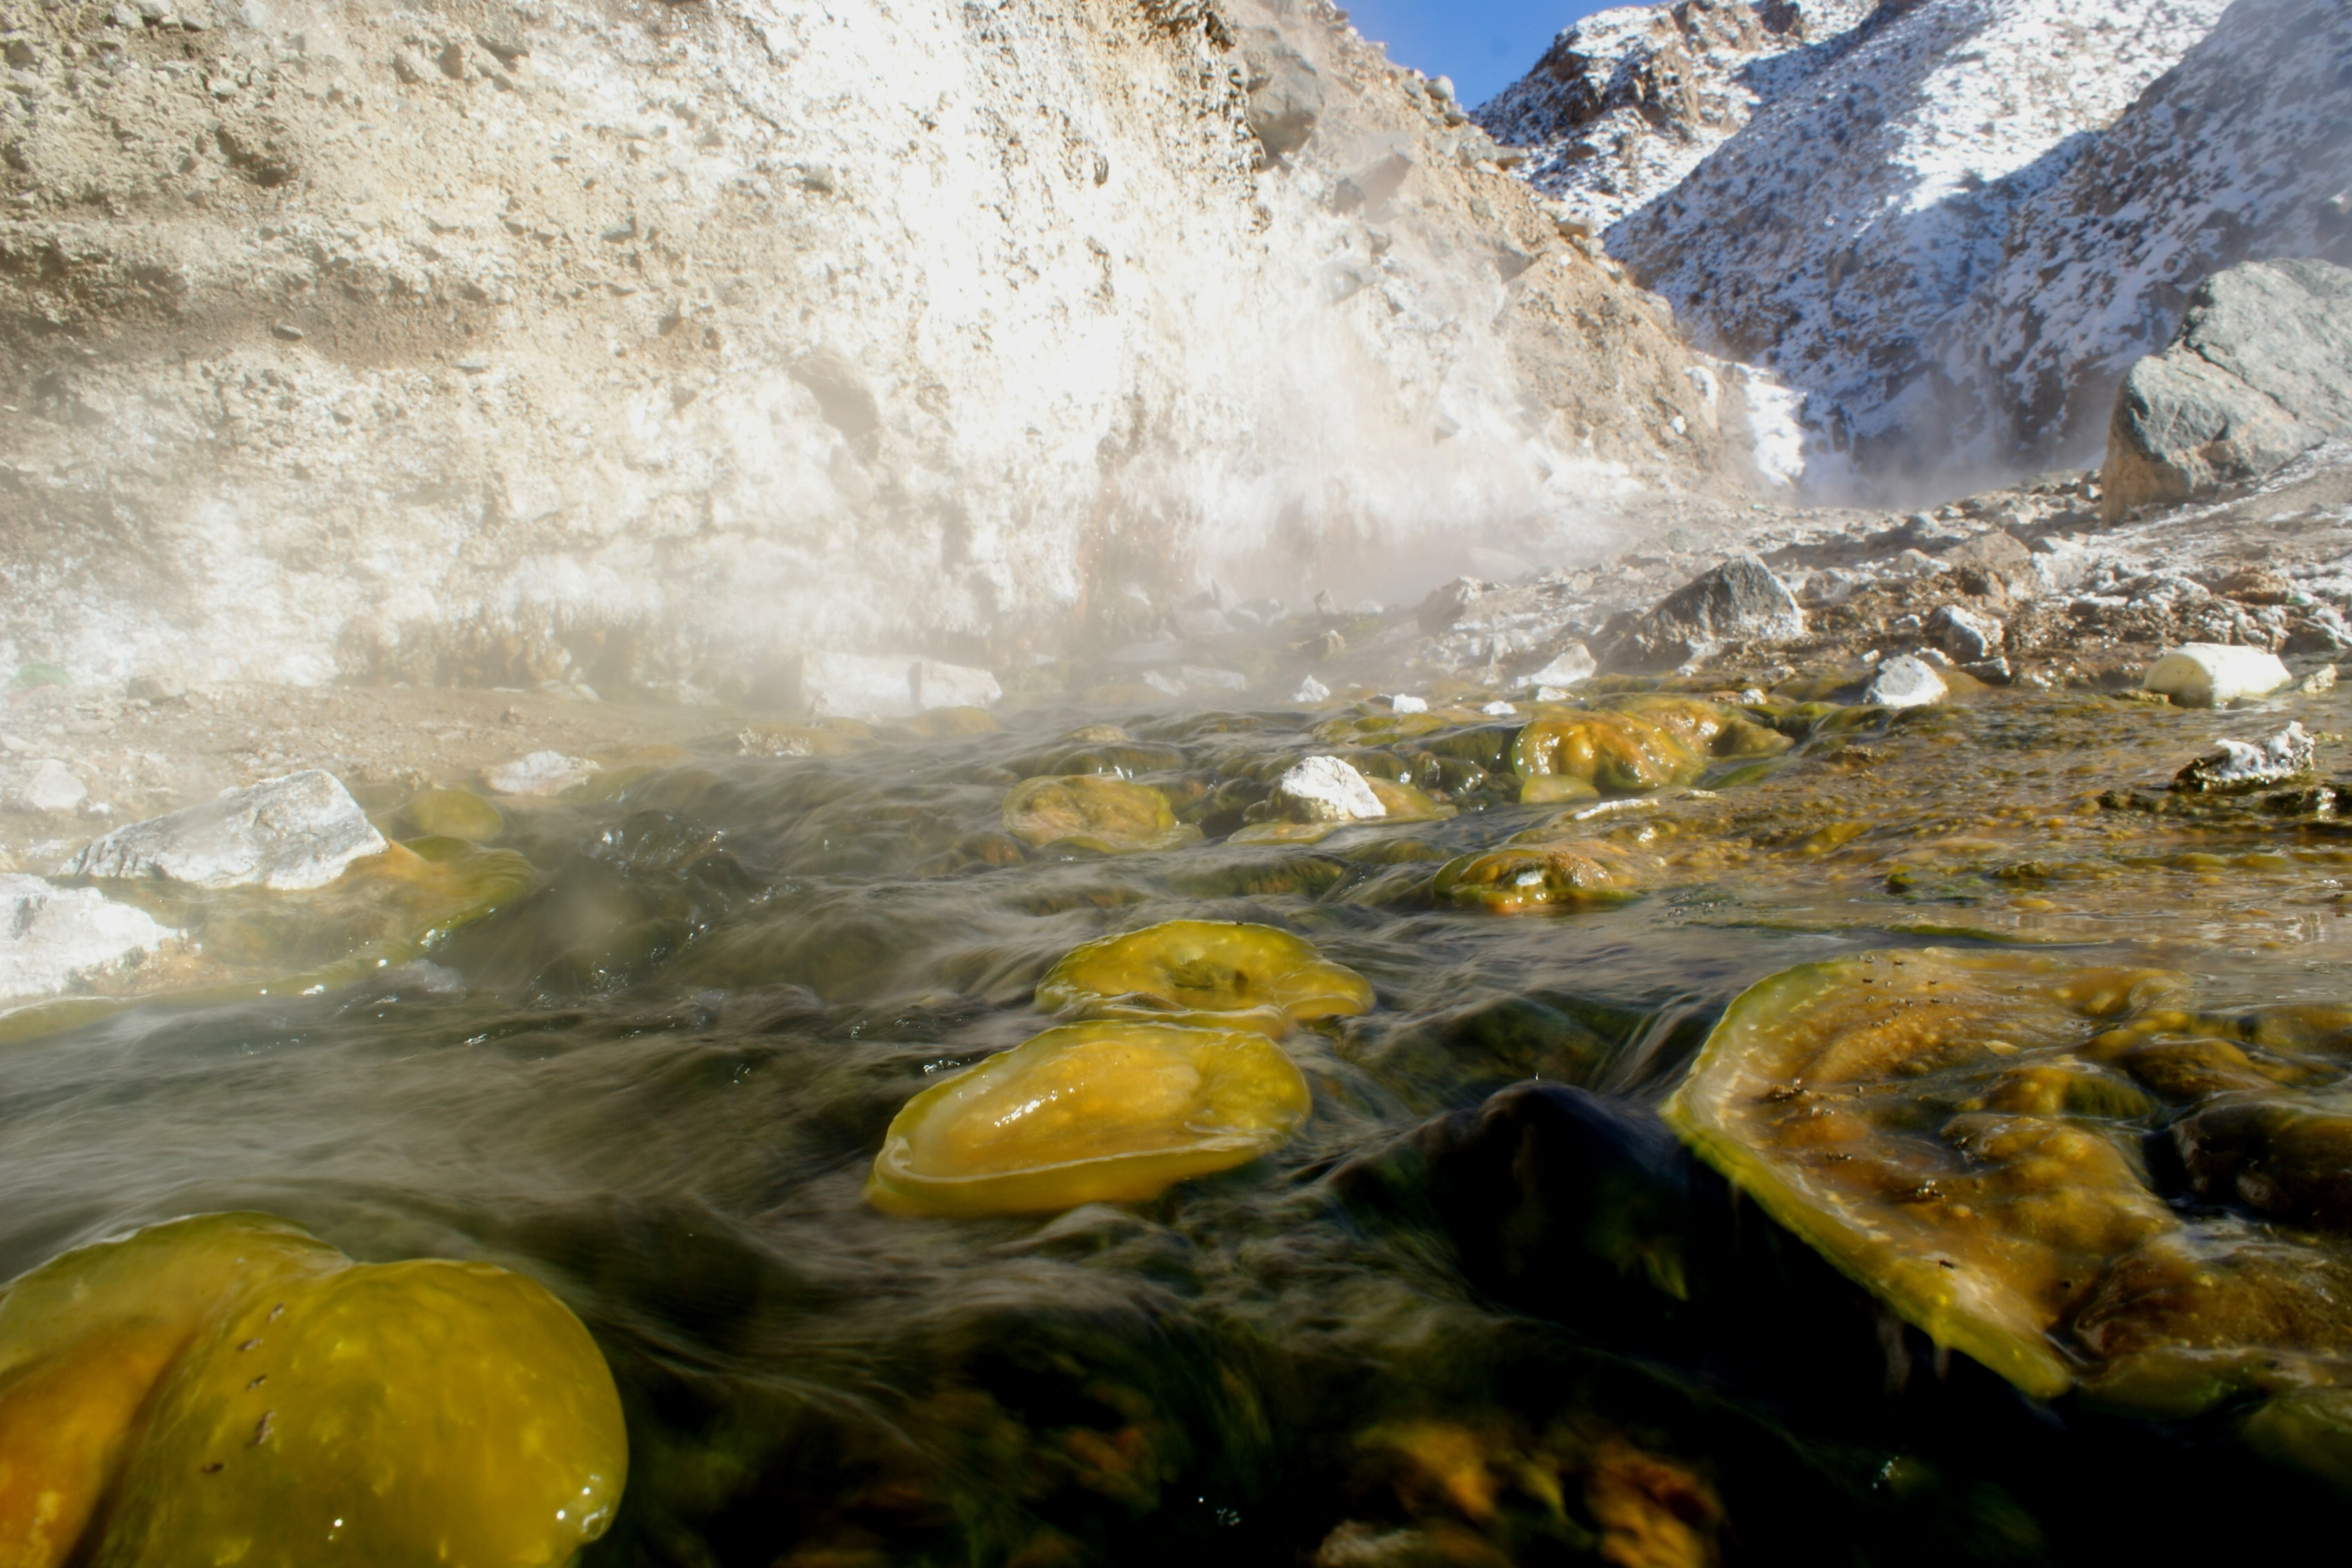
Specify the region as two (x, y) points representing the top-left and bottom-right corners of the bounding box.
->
(10, 677), (2352, 1565)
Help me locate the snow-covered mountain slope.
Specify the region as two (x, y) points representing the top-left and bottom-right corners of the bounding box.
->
(0, 0), (1739, 692)
(1943, 0), (2352, 472)
(1599, 0), (2234, 486)
(1477, 0), (1876, 235)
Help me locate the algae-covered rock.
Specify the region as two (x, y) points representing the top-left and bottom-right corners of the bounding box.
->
(0, 1213), (626, 1568)
(1432, 842), (1651, 913)
(1035, 919), (1374, 1033)
(1001, 776), (1202, 853)
(865, 1021), (1313, 1216)
(1511, 712), (1704, 796)
(1664, 950), (2184, 1398)
(1603, 694), (1791, 761)
(385, 786), (506, 843)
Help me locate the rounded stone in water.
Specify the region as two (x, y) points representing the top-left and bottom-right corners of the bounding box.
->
(1035, 918), (1375, 1033)
(1000, 774), (1201, 852)
(1431, 842), (1651, 913)
(0, 1212), (626, 1568)
(864, 1020), (1314, 1217)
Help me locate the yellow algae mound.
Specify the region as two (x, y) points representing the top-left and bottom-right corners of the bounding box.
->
(1035, 919), (1375, 1035)
(1665, 950), (2184, 1398)
(0, 1212), (626, 1568)
(1001, 776), (1202, 854)
(1603, 694), (1792, 761)
(1432, 843), (1652, 914)
(1511, 713), (1704, 799)
(865, 1021), (1313, 1217)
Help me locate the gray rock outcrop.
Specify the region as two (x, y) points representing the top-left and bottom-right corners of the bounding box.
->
(61, 769), (386, 890)
(0, 0), (1738, 694)
(1599, 553), (1803, 671)
(2101, 259), (2352, 517)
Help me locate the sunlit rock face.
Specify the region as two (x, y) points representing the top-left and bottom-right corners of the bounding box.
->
(0, 0), (1738, 695)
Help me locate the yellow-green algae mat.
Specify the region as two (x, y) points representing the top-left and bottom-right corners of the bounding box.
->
(866, 921), (1369, 1217)
(0, 1212), (626, 1567)
(1665, 946), (2352, 1476)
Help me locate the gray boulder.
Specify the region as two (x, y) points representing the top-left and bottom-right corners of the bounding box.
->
(1601, 555), (1805, 672)
(2103, 259), (2352, 518)
(60, 770), (387, 891)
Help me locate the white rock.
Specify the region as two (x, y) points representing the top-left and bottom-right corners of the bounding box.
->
(1389, 694), (1429, 714)
(1271, 756), (1387, 823)
(59, 770), (387, 890)
(0, 874), (179, 1003)
(1516, 643), (1596, 689)
(2175, 722), (2315, 792)
(1482, 700), (1518, 716)
(1535, 685), (1569, 701)
(17, 759), (87, 814)
(484, 751), (602, 798)
(2142, 643), (2293, 707)
(1925, 603), (2005, 663)
(1863, 654), (1948, 709)
(1292, 674), (1331, 704)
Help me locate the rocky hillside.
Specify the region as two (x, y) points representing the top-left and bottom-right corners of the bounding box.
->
(1477, 0), (1874, 236)
(1943, 0), (2352, 474)
(0, 0), (1740, 698)
(1596, 0), (2234, 487)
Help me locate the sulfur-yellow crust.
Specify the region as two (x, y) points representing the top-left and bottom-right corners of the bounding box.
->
(1035, 919), (1374, 1034)
(1663, 949), (2184, 1400)
(865, 1021), (1314, 1217)
(0, 1213), (627, 1568)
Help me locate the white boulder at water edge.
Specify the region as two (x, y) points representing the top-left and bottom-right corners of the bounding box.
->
(59, 771), (388, 890)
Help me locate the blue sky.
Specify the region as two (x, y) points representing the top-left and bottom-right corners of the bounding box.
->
(1342, 1), (1612, 110)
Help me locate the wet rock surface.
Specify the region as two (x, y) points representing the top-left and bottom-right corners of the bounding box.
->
(61, 770), (387, 890)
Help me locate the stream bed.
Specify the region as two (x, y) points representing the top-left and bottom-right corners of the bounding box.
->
(8, 676), (2352, 1565)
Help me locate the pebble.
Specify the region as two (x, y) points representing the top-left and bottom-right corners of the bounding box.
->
(2142, 644), (2293, 707)
(1863, 654), (1948, 709)
(1516, 643), (1596, 689)
(1292, 675), (1331, 704)
(1389, 694), (1429, 714)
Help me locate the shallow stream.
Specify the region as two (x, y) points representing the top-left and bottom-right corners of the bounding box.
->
(10, 676), (2352, 1565)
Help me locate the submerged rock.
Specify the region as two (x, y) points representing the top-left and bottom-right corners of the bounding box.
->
(864, 1021), (1313, 1216)
(0, 874), (178, 1003)
(1603, 694), (1791, 760)
(0, 1212), (626, 1568)
(1431, 841), (1649, 913)
(2103, 259), (2352, 518)
(60, 771), (387, 891)
(2173, 722), (2315, 793)
(2142, 643), (2293, 707)
(1035, 919), (1373, 1035)
(1001, 776), (1200, 853)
